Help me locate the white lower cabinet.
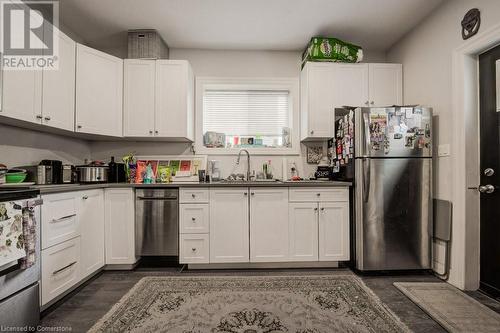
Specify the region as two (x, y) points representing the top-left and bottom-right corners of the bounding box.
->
(41, 192), (79, 250)
(289, 202), (318, 261)
(104, 189), (137, 265)
(250, 188), (289, 262)
(209, 188), (249, 263)
(41, 237), (81, 306)
(79, 190), (105, 278)
(318, 202), (350, 261)
(180, 234), (209, 264)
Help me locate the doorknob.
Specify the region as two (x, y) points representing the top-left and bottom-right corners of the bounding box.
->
(484, 168), (495, 176)
(478, 185), (495, 194)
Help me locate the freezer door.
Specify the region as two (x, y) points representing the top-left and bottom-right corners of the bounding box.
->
(355, 107), (432, 158)
(355, 157), (432, 270)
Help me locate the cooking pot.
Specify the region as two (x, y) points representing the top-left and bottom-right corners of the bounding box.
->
(76, 165), (109, 183)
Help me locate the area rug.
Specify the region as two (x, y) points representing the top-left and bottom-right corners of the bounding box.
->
(89, 274), (409, 333)
(394, 282), (500, 333)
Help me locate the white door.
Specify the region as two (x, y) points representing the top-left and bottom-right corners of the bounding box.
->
(104, 189), (136, 265)
(303, 63), (335, 138)
(249, 188), (289, 262)
(368, 63), (403, 106)
(75, 44), (123, 136)
(1, 69), (42, 124)
(155, 60), (194, 139)
(289, 202), (318, 261)
(123, 59), (156, 137)
(332, 63), (369, 108)
(210, 188), (249, 263)
(318, 202), (350, 261)
(79, 190), (105, 278)
(41, 29), (76, 131)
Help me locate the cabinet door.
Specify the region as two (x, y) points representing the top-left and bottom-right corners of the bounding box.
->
(368, 63), (402, 106)
(332, 63), (369, 108)
(289, 202), (318, 261)
(104, 189), (136, 265)
(41, 29), (75, 131)
(79, 190), (105, 278)
(1, 68), (42, 124)
(318, 202), (349, 261)
(210, 188), (249, 263)
(155, 60), (194, 140)
(123, 59), (155, 137)
(250, 188), (289, 262)
(301, 63), (335, 139)
(75, 43), (123, 136)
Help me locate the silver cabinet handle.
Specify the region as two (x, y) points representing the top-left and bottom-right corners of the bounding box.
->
(191, 217), (196, 221)
(82, 195), (88, 200)
(77, 125), (82, 129)
(44, 116), (51, 121)
(36, 114), (43, 119)
(316, 193), (321, 196)
(51, 213), (76, 223)
(320, 207), (325, 211)
(251, 192), (255, 196)
(244, 192), (248, 196)
(191, 248), (197, 252)
(155, 130), (159, 134)
(191, 193), (196, 198)
(365, 101), (369, 105)
(149, 130), (153, 134)
(314, 207), (318, 211)
(52, 261), (77, 275)
(370, 101), (374, 105)
(310, 130), (314, 135)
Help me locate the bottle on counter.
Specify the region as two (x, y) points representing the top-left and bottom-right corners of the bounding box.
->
(108, 156), (116, 182)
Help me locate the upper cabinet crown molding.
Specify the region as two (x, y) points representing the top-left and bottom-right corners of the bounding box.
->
(123, 59), (194, 141)
(75, 43), (123, 137)
(300, 62), (402, 141)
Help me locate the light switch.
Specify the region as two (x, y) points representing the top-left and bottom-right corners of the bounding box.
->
(438, 144), (450, 157)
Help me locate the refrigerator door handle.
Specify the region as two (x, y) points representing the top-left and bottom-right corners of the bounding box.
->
(363, 112), (371, 155)
(362, 157), (371, 203)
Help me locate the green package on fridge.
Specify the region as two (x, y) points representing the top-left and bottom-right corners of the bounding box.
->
(302, 37), (363, 67)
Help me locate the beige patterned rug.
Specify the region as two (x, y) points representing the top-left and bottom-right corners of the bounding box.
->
(394, 282), (500, 333)
(89, 274), (410, 333)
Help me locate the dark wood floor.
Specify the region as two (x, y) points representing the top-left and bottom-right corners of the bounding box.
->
(39, 268), (500, 333)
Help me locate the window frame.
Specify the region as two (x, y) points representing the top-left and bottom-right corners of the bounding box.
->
(195, 77), (300, 155)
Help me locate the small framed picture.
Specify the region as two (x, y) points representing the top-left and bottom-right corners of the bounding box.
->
(307, 146), (323, 164)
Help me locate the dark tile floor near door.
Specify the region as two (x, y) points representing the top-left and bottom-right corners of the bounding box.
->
(40, 268), (500, 333)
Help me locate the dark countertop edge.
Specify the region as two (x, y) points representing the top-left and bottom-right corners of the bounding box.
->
(32, 181), (352, 194)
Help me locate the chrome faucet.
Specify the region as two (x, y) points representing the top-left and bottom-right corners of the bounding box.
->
(236, 149), (251, 181)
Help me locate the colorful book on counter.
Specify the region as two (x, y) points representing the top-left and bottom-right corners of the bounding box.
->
(170, 160), (180, 175)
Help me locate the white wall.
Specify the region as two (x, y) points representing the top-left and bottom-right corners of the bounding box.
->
(387, 0), (500, 289)
(0, 124), (91, 167)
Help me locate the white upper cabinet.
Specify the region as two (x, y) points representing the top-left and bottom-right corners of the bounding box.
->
(155, 60), (194, 140)
(41, 29), (76, 131)
(300, 62), (402, 141)
(1, 68), (42, 124)
(332, 63), (369, 108)
(300, 62), (335, 140)
(123, 59), (156, 137)
(249, 188), (289, 262)
(75, 43), (123, 137)
(368, 63), (402, 106)
(209, 188), (249, 263)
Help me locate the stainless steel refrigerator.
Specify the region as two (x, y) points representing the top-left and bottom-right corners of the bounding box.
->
(333, 106), (432, 271)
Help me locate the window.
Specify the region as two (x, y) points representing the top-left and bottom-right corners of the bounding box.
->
(196, 77), (299, 155)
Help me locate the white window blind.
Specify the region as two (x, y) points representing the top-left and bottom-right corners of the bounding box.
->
(203, 90), (290, 136)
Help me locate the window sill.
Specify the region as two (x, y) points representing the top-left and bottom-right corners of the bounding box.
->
(194, 146), (301, 156)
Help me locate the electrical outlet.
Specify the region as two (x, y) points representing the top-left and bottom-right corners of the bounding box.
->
(438, 144), (450, 157)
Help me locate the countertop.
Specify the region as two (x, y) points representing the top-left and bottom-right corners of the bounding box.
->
(31, 180), (352, 194)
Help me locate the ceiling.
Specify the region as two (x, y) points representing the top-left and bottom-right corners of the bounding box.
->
(60, 0), (444, 52)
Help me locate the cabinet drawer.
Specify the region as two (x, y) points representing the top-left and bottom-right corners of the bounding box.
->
(180, 188), (209, 203)
(41, 192), (80, 249)
(180, 234), (209, 264)
(41, 237), (81, 305)
(180, 204), (209, 233)
(289, 188), (348, 202)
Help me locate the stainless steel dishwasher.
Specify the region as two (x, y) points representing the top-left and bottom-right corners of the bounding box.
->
(135, 188), (179, 256)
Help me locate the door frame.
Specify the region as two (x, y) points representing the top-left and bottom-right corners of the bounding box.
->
(451, 22), (500, 290)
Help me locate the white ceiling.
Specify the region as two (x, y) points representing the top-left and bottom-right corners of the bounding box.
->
(60, 0), (444, 52)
